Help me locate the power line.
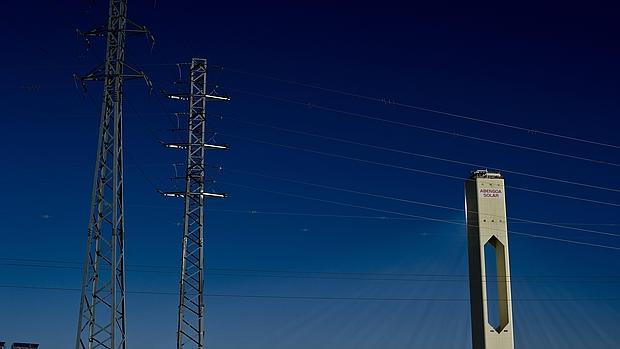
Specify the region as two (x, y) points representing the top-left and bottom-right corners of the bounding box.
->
(87, 75), (620, 211)
(123, 205), (620, 226)
(18, 103), (620, 199)
(118, 129), (620, 246)
(214, 209), (620, 226)
(222, 115), (620, 193)
(3, 257), (619, 280)
(1, 284), (618, 302)
(226, 169), (620, 238)
(229, 88), (620, 167)
(90, 75), (620, 253)
(123, 127), (620, 238)
(223, 133), (620, 208)
(218, 181), (620, 251)
(3, 262), (620, 283)
(216, 65), (620, 150)
(31, 60), (620, 153)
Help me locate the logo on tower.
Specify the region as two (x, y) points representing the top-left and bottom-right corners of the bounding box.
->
(479, 188), (502, 198)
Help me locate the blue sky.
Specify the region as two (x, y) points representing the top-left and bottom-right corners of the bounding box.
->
(1, 1), (619, 348)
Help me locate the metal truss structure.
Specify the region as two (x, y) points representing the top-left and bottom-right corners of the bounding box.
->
(162, 58), (228, 349)
(75, 1), (151, 349)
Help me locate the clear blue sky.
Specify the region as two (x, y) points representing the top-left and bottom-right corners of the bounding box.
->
(1, 1), (619, 348)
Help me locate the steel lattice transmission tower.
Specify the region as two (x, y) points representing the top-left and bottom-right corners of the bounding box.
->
(162, 58), (229, 349)
(74, 1), (151, 349)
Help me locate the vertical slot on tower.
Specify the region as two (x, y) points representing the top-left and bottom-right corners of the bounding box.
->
(484, 236), (509, 333)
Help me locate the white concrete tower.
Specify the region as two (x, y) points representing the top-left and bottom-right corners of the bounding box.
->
(465, 170), (515, 349)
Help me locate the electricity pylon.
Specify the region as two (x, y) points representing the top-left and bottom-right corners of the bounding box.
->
(74, 1), (151, 349)
(161, 58), (229, 349)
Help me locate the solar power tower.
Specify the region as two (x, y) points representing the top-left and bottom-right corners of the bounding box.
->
(161, 58), (228, 349)
(74, 1), (151, 349)
(465, 170), (515, 349)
